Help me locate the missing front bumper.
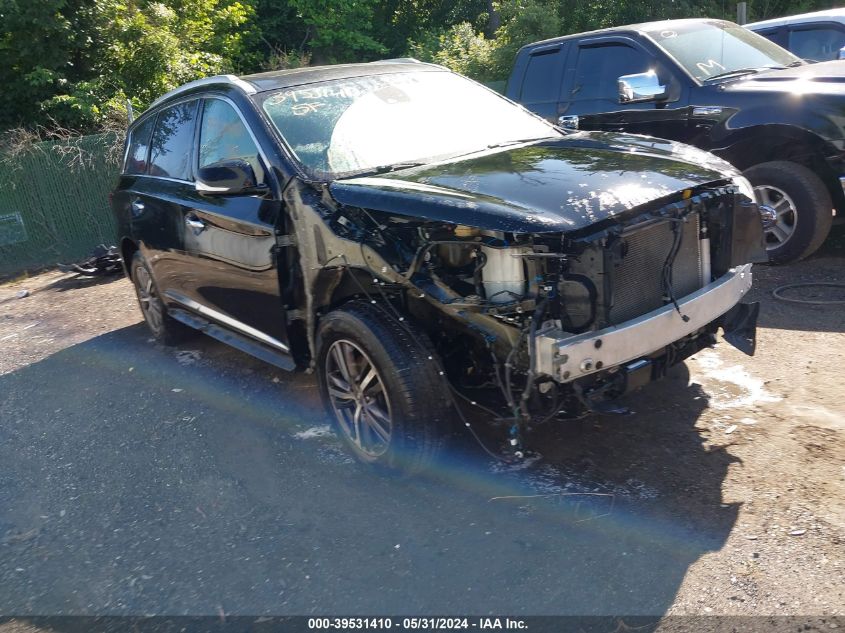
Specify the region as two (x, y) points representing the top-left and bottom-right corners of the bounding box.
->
(535, 264), (755, 384)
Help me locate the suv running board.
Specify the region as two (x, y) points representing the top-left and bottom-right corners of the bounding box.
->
(168, 308), (296, 371)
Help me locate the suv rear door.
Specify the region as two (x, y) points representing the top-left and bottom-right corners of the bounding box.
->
(126, 99), (200, 300)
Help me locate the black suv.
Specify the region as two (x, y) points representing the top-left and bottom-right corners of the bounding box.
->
(113, 61), (765, 472)
(507, 19), (845, 263)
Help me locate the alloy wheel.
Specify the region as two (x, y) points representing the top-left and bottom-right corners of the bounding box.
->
(134, 266), (164, 333)
(755, 184), (797, 249)
(325, 339), (393, 459)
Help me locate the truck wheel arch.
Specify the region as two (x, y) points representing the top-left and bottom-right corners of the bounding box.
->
(716, 125), (844, 213)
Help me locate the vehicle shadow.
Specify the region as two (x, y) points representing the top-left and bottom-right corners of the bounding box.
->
(0, 325), (735, 620)
(48, 272), (125, 293)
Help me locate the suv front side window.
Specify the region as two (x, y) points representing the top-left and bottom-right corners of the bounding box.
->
(149, 100), (199, 181)
(198, 98), (266, 185)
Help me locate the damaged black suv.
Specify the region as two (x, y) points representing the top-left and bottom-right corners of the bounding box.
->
(112, 60), (766, 473)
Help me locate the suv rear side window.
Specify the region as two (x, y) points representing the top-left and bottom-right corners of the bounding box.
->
(572, 44), (651, 102)
(149, 100), (198, 181)
(521, 48), (564, 103)
(198, 99), (266, 184)
(124, 116), (155, 175)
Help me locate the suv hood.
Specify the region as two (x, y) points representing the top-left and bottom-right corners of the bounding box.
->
(329, 132), (737, 233)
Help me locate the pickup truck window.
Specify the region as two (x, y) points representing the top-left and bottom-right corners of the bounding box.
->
(572, 44), (651, 102)
(789, 26), (845, 61)
(522, 49), (564, 102)
(755, 27), (787, 48)
(644, 21), (800, 82)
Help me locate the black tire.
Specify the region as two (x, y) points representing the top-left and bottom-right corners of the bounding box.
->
(315, 301), (451, 475)
(744, 161), (833, 264)
(130, 251), (195, 345)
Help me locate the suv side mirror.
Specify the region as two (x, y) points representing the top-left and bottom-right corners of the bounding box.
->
(196, 159), (268, 196)
(618, 71), (667, 104)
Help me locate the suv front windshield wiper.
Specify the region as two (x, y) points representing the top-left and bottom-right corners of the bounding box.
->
(351, 161), (427, 177)
(343, 137), (557, 179)
(703, 66), (784, 83)
(441, 136), (557, 163)
(486, 136), (552, 149)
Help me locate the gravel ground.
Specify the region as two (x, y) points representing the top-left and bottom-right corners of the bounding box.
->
(0, 232), (843, 621)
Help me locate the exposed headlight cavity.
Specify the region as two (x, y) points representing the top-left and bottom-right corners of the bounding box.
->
(732, 175), (756, 203)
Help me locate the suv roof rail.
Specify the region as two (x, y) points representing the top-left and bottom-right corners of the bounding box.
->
(370, 57), (422, 64)
(148, 74), (257, 110)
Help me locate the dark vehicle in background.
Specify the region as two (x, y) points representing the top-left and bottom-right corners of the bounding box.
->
(113, 62), (765, 473)
(507, 18), (844, 263)
(747, 9), (845, 62)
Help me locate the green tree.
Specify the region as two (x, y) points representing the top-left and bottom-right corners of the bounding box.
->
(287, 0), (386, 63)
(0, 0), (255, 131)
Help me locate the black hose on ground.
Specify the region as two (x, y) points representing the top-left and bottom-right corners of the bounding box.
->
(772, 282), (845, 305)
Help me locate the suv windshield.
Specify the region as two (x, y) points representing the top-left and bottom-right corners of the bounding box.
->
(259, 70), (557, 178)
(644, 20), (802, 82)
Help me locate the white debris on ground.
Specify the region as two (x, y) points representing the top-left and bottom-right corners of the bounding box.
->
(175, 350), (202, 366)
(293, 425), (335, 440)
(689, 349), (781, 410)
(488, 452), (543, 473)
(490, 456), (659, 501)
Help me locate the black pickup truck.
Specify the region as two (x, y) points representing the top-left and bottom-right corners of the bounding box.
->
(507, 18), (845, 263)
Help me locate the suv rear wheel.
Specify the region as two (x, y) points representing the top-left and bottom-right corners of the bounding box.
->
(744, 161), (833, 263)
(130, 251), (195, 345)
(316, 301), (450, 474)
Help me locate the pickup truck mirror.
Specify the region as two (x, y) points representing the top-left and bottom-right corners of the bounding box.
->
(618, 71), (667, 104)
(195, 159), (268, 196)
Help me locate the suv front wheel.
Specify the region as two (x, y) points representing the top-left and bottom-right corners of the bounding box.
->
(744, 161), (833, 264)
(316, 301), (450, 474)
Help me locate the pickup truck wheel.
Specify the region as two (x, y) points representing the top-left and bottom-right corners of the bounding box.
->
(743, 161), (833, 264)
(316, 301), (449, 474)
(130, 252), (195, 345)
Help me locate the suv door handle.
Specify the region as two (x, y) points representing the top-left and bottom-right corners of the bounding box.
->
(130, 199), (145, 215)
(185, 215), (206, 231)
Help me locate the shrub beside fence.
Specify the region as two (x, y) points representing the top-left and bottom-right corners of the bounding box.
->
(0, 133), (121, 276)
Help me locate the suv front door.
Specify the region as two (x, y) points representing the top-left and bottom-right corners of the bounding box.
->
(175, 96), (289, 348)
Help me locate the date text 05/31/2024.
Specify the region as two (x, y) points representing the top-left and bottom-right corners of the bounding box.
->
(307, 618), (528, 630)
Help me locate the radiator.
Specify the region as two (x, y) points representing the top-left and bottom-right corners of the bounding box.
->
(608, 214), (702, 325)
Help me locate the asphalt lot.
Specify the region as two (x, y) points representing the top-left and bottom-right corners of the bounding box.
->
(0, 231), (843, 621)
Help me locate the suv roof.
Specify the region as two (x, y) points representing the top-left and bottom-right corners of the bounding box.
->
(147, 59), (441, 110)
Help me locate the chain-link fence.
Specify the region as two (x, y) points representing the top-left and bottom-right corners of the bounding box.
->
(0, 133), (122, 276)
